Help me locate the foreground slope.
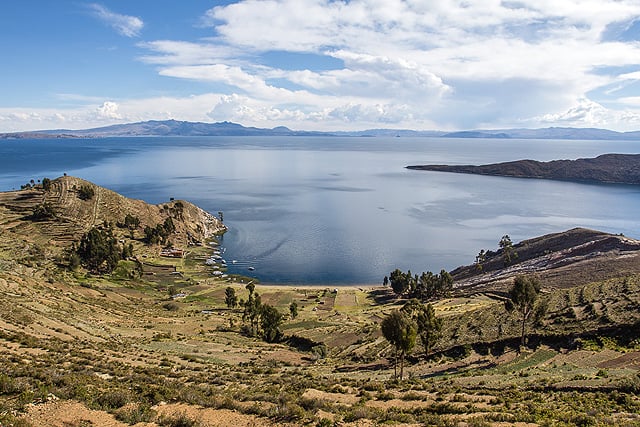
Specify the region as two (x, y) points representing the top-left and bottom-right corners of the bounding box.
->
(1, 179), (639, 426)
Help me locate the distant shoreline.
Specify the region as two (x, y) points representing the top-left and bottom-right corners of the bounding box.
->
(407, 153), (640, 186)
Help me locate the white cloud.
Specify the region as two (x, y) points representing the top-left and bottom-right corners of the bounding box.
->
(533, 98), (640, 128)
(126, 0), (640, 130)
(7, 0), (640, 132)
(138, 40), (238, 65)
(95, 101), (122, 120)
(208, 94), (307, 123)
(89, 3), (143, 37)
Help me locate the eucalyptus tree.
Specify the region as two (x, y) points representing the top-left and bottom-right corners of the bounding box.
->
(225, 287), (237, 309)
(506, 275), (541, 350)
(381, 310), (417, 380)
(402, 299), (442, 357)
(499, 235), (518, 266)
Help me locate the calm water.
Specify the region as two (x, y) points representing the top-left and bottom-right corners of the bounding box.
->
(2, 136), (640, 284)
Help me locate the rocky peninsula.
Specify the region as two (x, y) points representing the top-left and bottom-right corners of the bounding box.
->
(407, 153), (640, 185)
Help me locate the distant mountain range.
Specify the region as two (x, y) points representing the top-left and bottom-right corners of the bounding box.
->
(2, 119), (640, 140)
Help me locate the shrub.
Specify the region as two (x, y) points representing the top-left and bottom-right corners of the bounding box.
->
(30, 202), (56, 221)
(0, 414), (33, 427)
(157, 412), (203, 427)
(270, 402), (306, 422)
(162, 302), (180, 312)
(115, 403), (155, 424)
(95, 390), (131, 410)
(78, 184), (95, 200)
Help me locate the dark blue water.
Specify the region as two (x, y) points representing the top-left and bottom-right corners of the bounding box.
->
(2, 136), (640, 284)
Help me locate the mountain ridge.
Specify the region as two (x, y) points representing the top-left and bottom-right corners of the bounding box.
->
(3, 119), (640, 140)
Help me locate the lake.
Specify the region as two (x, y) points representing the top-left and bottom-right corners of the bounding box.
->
(2, 136), (640, 285)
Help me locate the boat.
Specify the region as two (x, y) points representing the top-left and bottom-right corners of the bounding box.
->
(248, 266), (255, 271)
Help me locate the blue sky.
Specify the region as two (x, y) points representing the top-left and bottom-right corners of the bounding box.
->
(3, 0), (640, 132)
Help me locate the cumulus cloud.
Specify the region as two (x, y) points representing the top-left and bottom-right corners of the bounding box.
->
(534, 98), (640, 128)
(95, 101), (123, 120)
(207, 94), (307, 123)
(128, 0), (640, 130)
(89, 3), (143, 37)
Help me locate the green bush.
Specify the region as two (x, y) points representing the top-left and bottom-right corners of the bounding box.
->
(162, 302), (180, 312)
(158, 412), (202, 427)
(95, 390), (131, 410)
(30, 202), (56, 221)
(115, 403), (155, 424)
(78, 184), (95, 200)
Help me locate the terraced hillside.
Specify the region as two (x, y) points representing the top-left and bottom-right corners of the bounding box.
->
(0, 176), (225, 265)
(452, 227), (640, 291)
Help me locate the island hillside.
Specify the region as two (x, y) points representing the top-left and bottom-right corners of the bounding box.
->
(1, 178), (640, 426)
(407, 153), (640, 185)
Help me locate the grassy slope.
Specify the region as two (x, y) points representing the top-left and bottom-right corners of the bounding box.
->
(1, 179), (639, 426)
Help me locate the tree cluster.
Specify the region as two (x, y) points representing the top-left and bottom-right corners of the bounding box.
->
(386, 268), (453, 301)
(76, 226), (124, 273)
(161, 201), (184, 220)
(381, 299), (443, 379)
(143, 217), (176, 245)
(19, 177), (50, 192)
(242, 283), (283, 343)
(118, 213), (140, 230)
(117, 214), (141, 238)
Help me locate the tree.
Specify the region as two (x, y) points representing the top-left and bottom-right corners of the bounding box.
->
(260, 304), (283, 343)
(475, 249), (486, 271)
(41, 177), (51, 191)
(389, 269), (410, 296)
(499, 235), (518, 266)
(381, 310), (417, 380)
(289, 301), (298, 320)
(437, 269), (453, 298)
(416, 303), (442, 356)
(225, 287), (237, 309)
(402, 300), (442, 357)
(505, 275), (541, 350)
(243, 283), (261, 336)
